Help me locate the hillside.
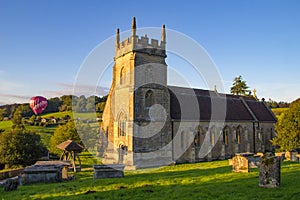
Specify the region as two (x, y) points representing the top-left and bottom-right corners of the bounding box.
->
(0, 111), (100, 149)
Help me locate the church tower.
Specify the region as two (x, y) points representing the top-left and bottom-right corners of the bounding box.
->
(101, 18), (172, 169)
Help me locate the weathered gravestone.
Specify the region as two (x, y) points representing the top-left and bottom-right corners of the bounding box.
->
(259, 153), (280, 188)
(4, 178), (18, 192)
(232, 154), (250, 172)
(93, 164), (125, 179)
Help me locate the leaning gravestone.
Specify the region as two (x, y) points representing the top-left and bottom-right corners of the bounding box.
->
(259, 153), (280, 188)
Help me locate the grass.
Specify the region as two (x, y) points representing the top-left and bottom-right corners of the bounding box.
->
(1, 159), (300, 199)
(0, 120), (13, 131)
(41, 111), (100, 120)
(0, 121), (56, 149)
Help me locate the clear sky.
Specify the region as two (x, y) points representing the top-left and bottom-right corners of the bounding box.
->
(0, 0), (299, 105)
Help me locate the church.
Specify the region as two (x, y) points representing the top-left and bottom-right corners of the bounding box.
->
(100, 18), (277, 169)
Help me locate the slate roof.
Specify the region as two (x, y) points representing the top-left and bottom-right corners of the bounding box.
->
(168, 86), (277, 122)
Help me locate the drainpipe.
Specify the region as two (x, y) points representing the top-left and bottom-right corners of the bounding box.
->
(171, 121), (174, 161)
(253, 122), (256, 153)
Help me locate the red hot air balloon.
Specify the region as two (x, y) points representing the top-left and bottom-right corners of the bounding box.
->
(29, 96), (48, 115)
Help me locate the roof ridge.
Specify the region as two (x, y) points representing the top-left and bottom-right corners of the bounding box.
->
(240, 97), (257, 121)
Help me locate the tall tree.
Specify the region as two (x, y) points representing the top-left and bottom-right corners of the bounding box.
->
(271, 98), (300, 151)
(230, 75), (250, 96)
(11, 111), (25, 130)
(50, 121), (83, 155)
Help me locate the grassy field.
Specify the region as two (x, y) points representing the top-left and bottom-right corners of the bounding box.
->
(41, 111), (100, 120)
(0, 121), (57, 149)
(1, 159), (300, 199)
(0, 120), (13, 131)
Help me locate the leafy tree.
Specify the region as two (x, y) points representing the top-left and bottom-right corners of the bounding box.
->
(59, 95), (73, 111)
(73, 95), (87, 112)
(11, 111), (25, 130)
(230, 75), (250, 96)
(76, 121), (99, 151)
(0, 107), (8, 120)
(96, 102), (106, 113)
(86, 96), (96, 112)
(0, 128), (47, 167)
(50, 121), (83, 155)
(43, 97), (63, 113)
(271, 98), (300, 151)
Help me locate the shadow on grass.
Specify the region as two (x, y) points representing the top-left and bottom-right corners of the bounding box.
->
(40, 170), (300, 200)
(1, 161), (300, 200)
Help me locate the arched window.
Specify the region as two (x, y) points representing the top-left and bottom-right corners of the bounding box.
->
(145, 90), (154, 108)
(236, 126), (242, 144)
(211, 127), (216, 145)
(194, 126), (204, 147)
(223, 126), (230, 145)
(181, 130), (185, 150)
(118, 112), (126, 137)
(120, 67), (126, 85)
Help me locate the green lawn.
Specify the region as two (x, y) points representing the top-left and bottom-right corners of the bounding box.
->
(1, 159), (300, 199)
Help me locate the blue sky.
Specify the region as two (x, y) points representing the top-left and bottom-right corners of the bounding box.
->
(0, 0), (299, 105)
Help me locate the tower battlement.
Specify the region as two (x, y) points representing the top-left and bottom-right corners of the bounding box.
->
(115, 17), (166, 58)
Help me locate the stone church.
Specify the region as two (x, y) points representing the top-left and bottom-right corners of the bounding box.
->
(100, 18), (277, 169)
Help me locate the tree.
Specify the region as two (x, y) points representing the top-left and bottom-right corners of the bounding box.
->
(0, 128), (47, 167)
(230, 75), (250, 96)
(50, 121), (83, 155)
(0, 107), (8, 121)
(11, 111), (25, 130)
(271, 98), (300, 151)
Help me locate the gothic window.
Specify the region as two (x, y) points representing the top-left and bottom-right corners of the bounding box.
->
(118, 112), (126, 137)
(181, 131), (185, 150)
(194, 126), (203, 147)
(145, 90), (154, 108)
(211, 127), (216, 145)
(223, 126), (230, 145)
(120, 67), (126, 85)
(236, 126), (242, 144)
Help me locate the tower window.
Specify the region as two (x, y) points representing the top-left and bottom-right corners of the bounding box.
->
(118, 112), (126, 137)
(145, 90), (154, 108)
(120, 67), (126, 85)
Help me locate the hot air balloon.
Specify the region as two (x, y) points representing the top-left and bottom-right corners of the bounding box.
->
(29, 96), (48, 115)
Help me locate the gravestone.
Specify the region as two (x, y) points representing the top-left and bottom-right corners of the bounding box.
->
(232, 154), (249, 173)
(259, 153), (280, 188)
(285, 151), (298, 161)
(93, 164), (125, 179)
(4, 178), (18, 192)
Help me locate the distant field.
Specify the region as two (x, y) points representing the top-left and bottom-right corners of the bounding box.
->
(42, 111), (100, 120)
(41, 111), (73, 119)
(0, 121), (56, 149)
(0, 112), (100, 148)
(272, 107), (289, 117)
(0, 121), (13, 131)
(0, 159), (300, 199)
